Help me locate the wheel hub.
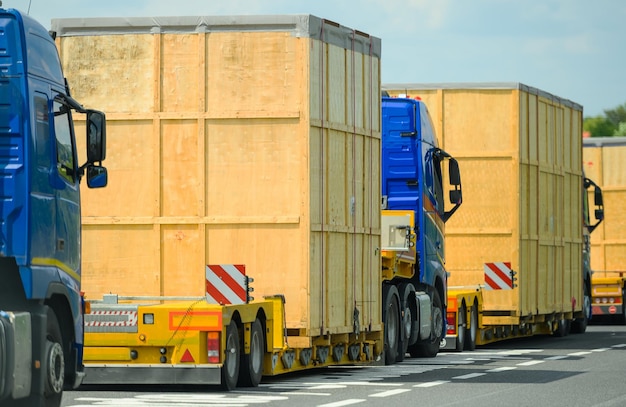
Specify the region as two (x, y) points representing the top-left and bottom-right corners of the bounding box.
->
(46, 341), (64, 394)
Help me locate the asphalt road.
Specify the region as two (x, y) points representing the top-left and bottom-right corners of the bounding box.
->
(61, 323), (626, 407)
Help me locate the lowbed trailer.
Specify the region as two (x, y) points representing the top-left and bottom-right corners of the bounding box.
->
(383, 83), (603, 350)
(83, 290), (381, 389)
(583, 137), (626, 323)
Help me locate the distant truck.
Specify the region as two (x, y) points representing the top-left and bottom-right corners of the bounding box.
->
(583, 137), (626, 323)
(383, 83), (602, 350)
(0, 6), (107, 407)
(50, 15), (461, 390)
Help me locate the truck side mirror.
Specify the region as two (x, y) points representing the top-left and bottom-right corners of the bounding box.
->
(87, 110), (106, 163)
(595, 209), (604, 222)
(86, 165), (108, 188)
(594, 187), (603, 206)
(449, 190), (462, 205)
(443, 156), (462, 222)
(448, 159), (461, 186)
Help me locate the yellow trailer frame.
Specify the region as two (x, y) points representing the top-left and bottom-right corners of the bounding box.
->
(83, 295), (383, 390)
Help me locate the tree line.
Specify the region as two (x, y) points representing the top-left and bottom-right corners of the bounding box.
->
(584, 102), (626, 137)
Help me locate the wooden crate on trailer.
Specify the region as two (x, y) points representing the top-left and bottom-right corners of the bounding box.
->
(54, 15), (382, 344)
(384, 83), (584, 321)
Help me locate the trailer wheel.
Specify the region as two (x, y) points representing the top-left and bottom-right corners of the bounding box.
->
(383, 285), (400, 365)
(454, 303), (466, 352)
(221, 321), (240, 391)
(464, 302), (477, 351)
(43, 308), (64, 407)
(239, 318), (264, 387)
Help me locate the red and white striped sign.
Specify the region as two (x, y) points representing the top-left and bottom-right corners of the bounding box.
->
(205, 264), (248, 305)
(85, 310), (138, 327)
(484, 262), (513, 290)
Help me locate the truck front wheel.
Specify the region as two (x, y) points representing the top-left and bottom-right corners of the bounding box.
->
(409, 290), (443, 358)
(44, 308), (64, 407)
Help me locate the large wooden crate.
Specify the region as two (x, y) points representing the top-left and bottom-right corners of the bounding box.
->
(583, 137), (626, 271)
(53, 15), (382, 342)
(384, 83), (584, 320)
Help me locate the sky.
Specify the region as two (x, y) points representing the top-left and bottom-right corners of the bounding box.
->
(6, 0), (626, 117)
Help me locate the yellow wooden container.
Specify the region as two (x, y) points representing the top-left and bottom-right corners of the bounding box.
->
(583, 137), (626, 272)
(384, 83), (584, 319)
(53, 15), (382, 342)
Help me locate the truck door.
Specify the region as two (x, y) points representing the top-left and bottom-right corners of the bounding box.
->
(31, 92), (81, 281)
(50, 95), (81, 282)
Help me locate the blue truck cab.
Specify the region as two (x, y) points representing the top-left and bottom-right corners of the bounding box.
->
(0, 7), (107, 406)
(380, 94), (461, 362)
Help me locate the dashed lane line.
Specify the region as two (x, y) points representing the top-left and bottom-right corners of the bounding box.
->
(486, 366), (518, 373)
(545, 355), (569, 360)
(318, 399), (365, 407)
(414, 380), (450, 388)
(517, 360), (544, 366)
(369, 389), (412, 398)
(568, 351), (592, 356)
(304, 381), (402, 387)
(453, 372), (487, 380)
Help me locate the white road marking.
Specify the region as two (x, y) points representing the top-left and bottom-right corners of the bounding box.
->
(486, 366), (517, 372)
(592, 348), (610, 352)
(568, 351), (592, 356)
(611, 343), (626, 348)
(545, 355), (569, 360)
(414, 380), (450, 387)
(517, 360), (544, 366)
(369, 389), (412, 397)
(305, 381), (402, 387)
(453, 372), (486, 379)
(318, 400), (365, 407)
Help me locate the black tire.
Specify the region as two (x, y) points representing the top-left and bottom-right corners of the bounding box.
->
(464, 303), (477, 351)
(383, 285), (400, 365)
(411, 290), (444, 358)
(571, 284), (591, 334)
(398, 283), (416, 362)
(553, 318), (570, 337)
(454, 303), (466, 352)
(221, 321), (240, 391)
(238, 318), (264, 387)
(44, 308), (64, 407)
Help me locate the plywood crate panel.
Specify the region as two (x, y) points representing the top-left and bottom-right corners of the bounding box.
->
(54, 15), (382, 340)
(583, 138), (626, 271)
(384, 83), (584, 317)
